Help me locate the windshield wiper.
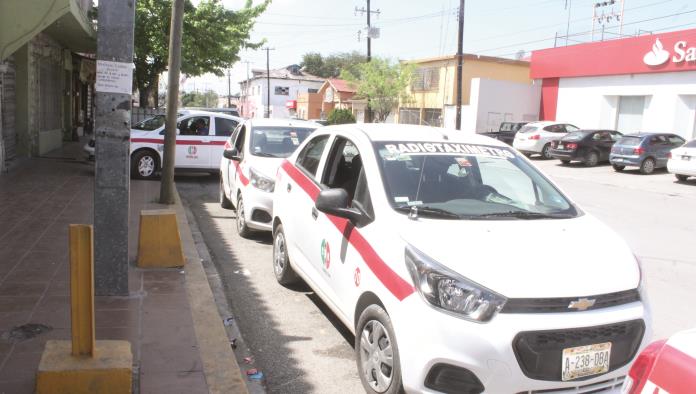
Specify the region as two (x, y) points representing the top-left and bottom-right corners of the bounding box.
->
(253, 152), (278, 158)
(395, 205), (461, 219)
(472, 211), (574, 220)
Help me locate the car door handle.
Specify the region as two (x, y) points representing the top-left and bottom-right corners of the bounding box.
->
(311, 207), (318, 220)
(286, 183), (292, 192)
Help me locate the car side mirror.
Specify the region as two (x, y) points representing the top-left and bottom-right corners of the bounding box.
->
(315, 188), (365, 225)
(223, 148), (241, 161)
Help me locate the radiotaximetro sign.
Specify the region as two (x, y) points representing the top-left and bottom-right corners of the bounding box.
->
(530, 27), (696, 79)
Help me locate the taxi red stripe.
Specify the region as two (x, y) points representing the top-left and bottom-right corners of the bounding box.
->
(131, 138), (225, 146)
(280, 160), (415, 301)
(649, 344), (696, 393)
(234, 160), (249, 186)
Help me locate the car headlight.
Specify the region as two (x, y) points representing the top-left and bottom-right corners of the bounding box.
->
(249, 167), (275, 192)
(405, 245), (506, 322)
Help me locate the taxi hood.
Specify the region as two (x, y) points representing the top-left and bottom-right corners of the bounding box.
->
(398, 214), (640, 299)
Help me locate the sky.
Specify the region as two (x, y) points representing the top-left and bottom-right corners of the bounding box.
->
(182, 0), (696, 95)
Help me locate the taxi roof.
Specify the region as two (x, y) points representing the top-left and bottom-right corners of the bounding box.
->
(340, 123), (510, 147)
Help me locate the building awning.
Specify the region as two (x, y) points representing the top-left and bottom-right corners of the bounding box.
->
(1, 0), (96, 61)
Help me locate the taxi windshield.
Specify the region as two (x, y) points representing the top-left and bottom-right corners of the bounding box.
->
(374, 141), (578, 220)
(250, 127), (315, 158)
(133, 115), (166, 131)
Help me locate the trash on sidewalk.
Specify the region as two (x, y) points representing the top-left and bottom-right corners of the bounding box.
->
(243, 356), (253, 364)
(248, 371), (264, 380)
(223, 317), (234, 326)
(230, 338), (237, 349)
(1, 323), (52, 343)
(245, 368), (258, 375)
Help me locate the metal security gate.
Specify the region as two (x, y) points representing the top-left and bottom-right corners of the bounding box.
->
(1, 56), (17, 162)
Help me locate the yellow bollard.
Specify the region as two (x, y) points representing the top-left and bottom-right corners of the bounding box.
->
(137, 209), (185, 268)
(69, 225), (95, 357)
(36, 224), (132, 394)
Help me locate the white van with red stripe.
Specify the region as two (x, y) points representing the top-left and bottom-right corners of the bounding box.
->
(271, 124), (651, 394)
(219, 118), (319, 237)
(125, 110), (242, 179)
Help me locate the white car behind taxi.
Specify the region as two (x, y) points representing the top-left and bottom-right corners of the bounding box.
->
(667, 139), (696, 182)
(272, 124), (651, 394)
(513, 121), (580, 159)
(219, 118), (319, 237)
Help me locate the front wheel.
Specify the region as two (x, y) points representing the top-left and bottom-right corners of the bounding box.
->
(676, 174), (689, 182)
(640, 158), (656, 174)
(236, 196), (252, 238)
(356, 305), (403, 394)
(612, 164), (625, 172)
(584, 151), (599, 167)
(272, 224), (299, 286)
(541, 143), (552, 159)
(131, 150), (159, 179)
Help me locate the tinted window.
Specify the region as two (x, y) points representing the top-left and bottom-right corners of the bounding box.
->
(668, 135), (685, 145)
(234, 126), (246, 157)
(215, 117), (239, 136)
(297, 135), (329, 177)
(134, 115), (166, 131)
(178, 116), (210, 136)
(250, 127), (316, 158)
(649, 136), (668, 145)
(617, 136), (643, 146)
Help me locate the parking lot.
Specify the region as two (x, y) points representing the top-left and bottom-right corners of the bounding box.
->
(178, 158), (696, 393)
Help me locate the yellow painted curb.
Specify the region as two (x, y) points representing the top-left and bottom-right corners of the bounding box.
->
(137, 209), (185, 268)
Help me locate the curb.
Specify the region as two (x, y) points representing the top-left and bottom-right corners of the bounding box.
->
(172, 187), (249, 394)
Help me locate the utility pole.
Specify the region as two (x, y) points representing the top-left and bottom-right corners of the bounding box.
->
(263, 47), (274, 118)
(565, 0), (572, 46)
(455, 0), (465, 131)
(355, 2), (380, 123)
(159, 0), (185, 205)
(93, 0), (136, 295)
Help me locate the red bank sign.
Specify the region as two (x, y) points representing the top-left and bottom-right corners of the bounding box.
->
(531, 28), (696, 79)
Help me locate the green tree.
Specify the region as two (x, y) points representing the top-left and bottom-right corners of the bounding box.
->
(134, 0), (269, 107)
(326, 108), (356, 125)
(181, 90), (219, 107)
(340, 58), (414, 123)
(300, 51), (367, 78)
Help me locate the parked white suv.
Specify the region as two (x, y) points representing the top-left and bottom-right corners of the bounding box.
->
(219, 118), (319, 237)
(272, 123), (650, 394)
(513, 121), (580, 159)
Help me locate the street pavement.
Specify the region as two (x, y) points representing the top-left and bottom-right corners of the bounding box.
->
(178, 158), (696, 393)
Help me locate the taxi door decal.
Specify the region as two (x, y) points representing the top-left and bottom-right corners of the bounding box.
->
(233, 160), (249, 186)
(280, 160), (414, 301)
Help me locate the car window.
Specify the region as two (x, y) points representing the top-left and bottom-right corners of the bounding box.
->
(374, 141), (576, 218)
(649, 136), (668, 145)
(297, 135), (330, 178)
(250, 127), (315, 158)
(322, 137), (374, 220)
(542, 124), (559, 132)
(178, 116), (210, 136)
(668, 135), (685, 145)
(233, 125), (246, 157)
(610, 131), (623, 141)
(215, 117), (239, 137)
(565, 124), (580, 132)
(133, 115), (166, 131)
(597, 131), (612, 141)
(617, 136), (642, 146)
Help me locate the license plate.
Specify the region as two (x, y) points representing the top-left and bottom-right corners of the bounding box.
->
(683, 156), (691, 161)
(558, 144), (564, 149)
(561, 342), (611, 381)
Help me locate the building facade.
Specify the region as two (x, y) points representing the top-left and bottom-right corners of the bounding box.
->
(531, 28), (696, 140)
(239, 65), (324, 119)
(0, 0), (96, 170)
(398, 54), (533, 128)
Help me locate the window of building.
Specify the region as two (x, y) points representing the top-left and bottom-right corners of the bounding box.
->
(616, 96), (646, 133)
(423, 109), (442, 127)
(308, 88), (318, 94)
(399, 108), (420, 125)
(275, 86), (289, 96)
(411, 67), (440, 91)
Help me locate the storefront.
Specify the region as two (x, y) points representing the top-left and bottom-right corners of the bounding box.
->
(531, 28), (696, 140)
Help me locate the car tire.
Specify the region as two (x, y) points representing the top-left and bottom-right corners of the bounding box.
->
(584, 151), (599, 167)
(675, 174), (689, 182)
(541, 143), (552, 159)
(560, 159), (571, 165)
(272, 224), (299, 286)
(236, 196), (252, 238)
(131, 150), (159, 180)
(219, 177), (233, 209)
(640, 158), (656, 175)
(356, 305), (403, 394)
(612, 164), (625, 172)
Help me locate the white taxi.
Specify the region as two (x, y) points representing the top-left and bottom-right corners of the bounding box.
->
(272, 124), (651, 394)
(85, 110), (242, 179)
(513, 121), (580, 159)
(219, 118), (319, 237)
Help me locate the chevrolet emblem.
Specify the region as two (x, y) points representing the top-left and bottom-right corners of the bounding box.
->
(568, 298), (596, 311)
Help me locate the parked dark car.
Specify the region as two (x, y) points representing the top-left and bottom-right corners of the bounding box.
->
(610, 133), (686, 174)
(549, 129), (622, 166)
(480, 121), (528, 145)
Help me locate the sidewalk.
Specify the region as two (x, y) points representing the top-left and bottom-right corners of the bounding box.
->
(0, 144), (246, 393)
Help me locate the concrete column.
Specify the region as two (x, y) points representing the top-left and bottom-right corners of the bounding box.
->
(93, 0), (135, 296)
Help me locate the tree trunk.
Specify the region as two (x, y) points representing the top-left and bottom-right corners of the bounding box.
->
(136, 74), (159, 108)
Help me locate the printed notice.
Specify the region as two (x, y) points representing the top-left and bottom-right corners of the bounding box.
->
(95, 60), (133, 95)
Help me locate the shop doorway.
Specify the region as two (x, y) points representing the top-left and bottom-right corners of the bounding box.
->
(616, 95), (646, 133)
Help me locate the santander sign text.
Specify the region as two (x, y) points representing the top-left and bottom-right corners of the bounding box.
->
(643, 38), (696, 66)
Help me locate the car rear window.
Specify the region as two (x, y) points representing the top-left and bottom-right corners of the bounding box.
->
(499, 123), (515, 132)
(616, 136), (643, 146)
(683, 139), (696, 148)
